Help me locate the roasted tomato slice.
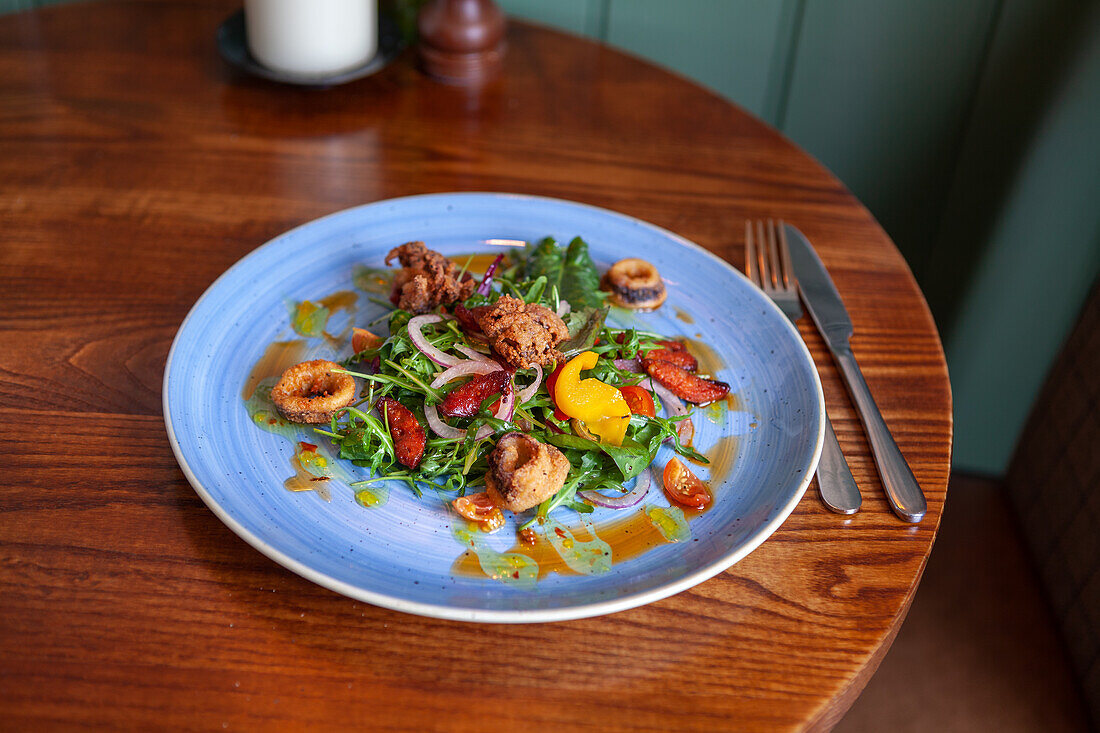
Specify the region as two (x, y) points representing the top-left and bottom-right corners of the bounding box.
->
(440, 370), (512, 418)
(644, 359), (729, 405)
(453, 492), (505, 532)
(378, 396), (426, 468)
(662, 457), (712, 508)
(643, 348), (697, 371)
(452, 302), (483, 335)
(619, 385), (656, 417)
(352, 327), (383, 354)
(544, 362), (569, 421)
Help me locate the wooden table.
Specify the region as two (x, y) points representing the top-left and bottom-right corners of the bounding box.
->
(0, 2), (951, 730)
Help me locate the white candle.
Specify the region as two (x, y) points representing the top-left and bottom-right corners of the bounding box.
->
(244, 0), (377, 76)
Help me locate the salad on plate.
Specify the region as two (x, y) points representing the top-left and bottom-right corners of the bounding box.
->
(245, 235), (737, 582)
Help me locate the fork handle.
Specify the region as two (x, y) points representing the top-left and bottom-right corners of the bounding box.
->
(817, 415), (861, 514)
(833, 347), (927, 522)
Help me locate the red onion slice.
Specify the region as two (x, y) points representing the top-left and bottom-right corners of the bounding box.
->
(454, 344), (496, 364)
(424, 401), (467, 439)
(515, 363), (543, 403)
(430, 360), (502, 389)
(579, 469), (652, 509)
(408, 314), (461, 367)
(556, 300), (571, 318)
(638, 377), (686, 418)
(639, 377), (694, 446)
(613, 358), (642, 373)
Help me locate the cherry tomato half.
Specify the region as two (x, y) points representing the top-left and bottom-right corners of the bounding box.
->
(453, 492), (505, 532)
(620, 385), (656, 418)
(661, 457), (712, 509)
(351, 327), (382, 354)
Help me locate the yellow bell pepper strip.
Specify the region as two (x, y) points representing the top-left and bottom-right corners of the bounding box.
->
(553, 351), (631, 446)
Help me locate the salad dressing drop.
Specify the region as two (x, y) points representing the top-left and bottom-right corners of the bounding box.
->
(243, 340), (308, 400)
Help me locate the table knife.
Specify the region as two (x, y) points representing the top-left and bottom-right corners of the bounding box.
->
(784, 224), (927, 522)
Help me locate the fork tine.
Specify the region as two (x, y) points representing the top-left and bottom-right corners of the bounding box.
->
(755, 220), (770, 288)
(745, 220), (759, 287)
(777, 219), (794, 291)
(766, 219), (783, 291)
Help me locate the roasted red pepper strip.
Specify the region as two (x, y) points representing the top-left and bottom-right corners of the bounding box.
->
(644, 360), (729, 405)
(544, 362), (569, 421)
(378, 396), (426, 468)
(440, 370), (512, 418)
(654, 339), (688, 352)
(643, 348), (697, 371)
(452, 302), (483, 335)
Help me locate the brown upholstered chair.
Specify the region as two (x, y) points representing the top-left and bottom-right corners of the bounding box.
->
(1005, 275), (1100, 728)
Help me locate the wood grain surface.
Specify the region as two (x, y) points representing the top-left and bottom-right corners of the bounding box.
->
(0, 2), (951, 730)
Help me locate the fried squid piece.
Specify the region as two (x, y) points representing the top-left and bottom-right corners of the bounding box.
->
(271, 360), (356, 424)
(475, 295), (569, 370)
(385, 241), (476, 314)
(484, 432), (570, 512)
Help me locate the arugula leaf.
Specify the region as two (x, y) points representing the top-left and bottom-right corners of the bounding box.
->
(560, 237), (605, 310)
(522, 236), (605, 311)
(559, 306), (608, 356)
(524, 236), (565, 286)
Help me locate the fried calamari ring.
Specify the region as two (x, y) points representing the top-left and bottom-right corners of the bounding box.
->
(600, 258), (667, 310)
(271, 359), (356, 424)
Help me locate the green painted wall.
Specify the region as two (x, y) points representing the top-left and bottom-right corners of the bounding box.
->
(4, 0), (1097, 475)
(927, 0), (1100, 473)
(779, 0), (999, 270)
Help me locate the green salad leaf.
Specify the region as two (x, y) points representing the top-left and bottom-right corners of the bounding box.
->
(523, 236), (606, 311)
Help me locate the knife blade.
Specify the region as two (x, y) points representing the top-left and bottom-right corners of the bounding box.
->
(784, 224), (927, 522)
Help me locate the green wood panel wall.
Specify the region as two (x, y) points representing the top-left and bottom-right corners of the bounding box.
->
(497, 0), (604, 38)
(779, 0), (999, 270)
(603, 0), (801, 123)
(5, 0), (1097, 476)
(926, 0), (1100, 474)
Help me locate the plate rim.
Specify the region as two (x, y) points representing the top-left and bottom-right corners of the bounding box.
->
(162, 192), (825, 623)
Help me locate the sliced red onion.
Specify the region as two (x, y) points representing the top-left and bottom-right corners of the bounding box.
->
(515, 363), (543, 403)
(430, 360), (501, 389)
(556, 300), (571, 318)
(455, 344), (496, 364)
(408, 314), (461, 367)
(579, 469), (652, 509)
(424, 401), (467, 439)
(639, 377), (693, 446)
(638, 377), (686, 418)
(677, 416), (695, 446)
(613, 358), (642, 373)
(476, 254), (505, 296)
(496, 382), (515, 421)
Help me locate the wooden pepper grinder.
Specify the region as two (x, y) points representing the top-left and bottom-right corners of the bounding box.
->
(417, 0), (506, 84)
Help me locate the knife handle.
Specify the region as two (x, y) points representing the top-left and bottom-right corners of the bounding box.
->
(817, 415), (861, 514)
(832, 347), (927, 522)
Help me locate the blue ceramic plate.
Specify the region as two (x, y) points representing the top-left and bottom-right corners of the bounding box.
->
(164, 193), (824, 623)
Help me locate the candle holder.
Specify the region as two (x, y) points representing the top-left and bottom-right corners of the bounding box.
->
(417, 0), (505, 84)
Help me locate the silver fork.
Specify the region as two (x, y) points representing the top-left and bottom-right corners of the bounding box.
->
(746, 219), (861, 514)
